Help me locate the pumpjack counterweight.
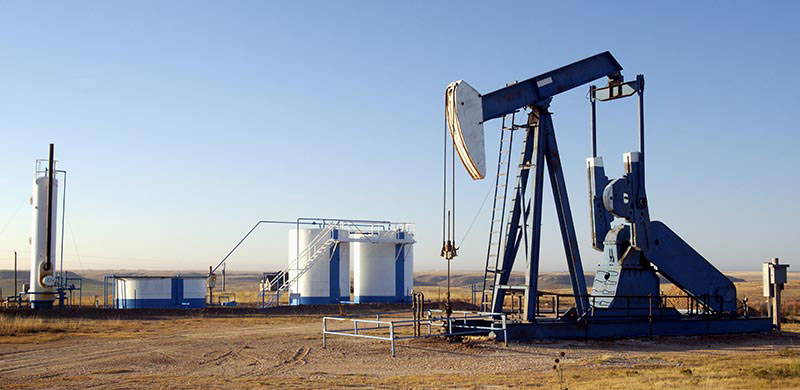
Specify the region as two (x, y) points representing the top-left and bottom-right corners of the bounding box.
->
(444, 51), (773, 340)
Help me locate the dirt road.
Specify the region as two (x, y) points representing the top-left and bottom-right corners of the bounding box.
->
(1, 310), (799, 389)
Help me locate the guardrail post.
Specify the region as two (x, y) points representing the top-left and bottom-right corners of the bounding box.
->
(390, 322), (396, 358)
(555, 295), (560, 319)
(354, 320), (359, 336)
(502, 314), (508, 347)
(471, 284), (476, 306)
(448, 317), (453, 335)
(322, 318), (327, 349)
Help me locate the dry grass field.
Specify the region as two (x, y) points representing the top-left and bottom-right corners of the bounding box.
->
(0, 308), (799, 390)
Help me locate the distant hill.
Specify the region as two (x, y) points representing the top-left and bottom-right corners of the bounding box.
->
(0, 270), (106, 296)
(0, 269), (750, 297)
(414, 272), (598, 291)
(413, 271), (746, 289)
(0, 270), (247, 297)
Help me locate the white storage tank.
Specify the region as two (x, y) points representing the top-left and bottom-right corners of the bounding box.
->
(29, 175), (58, 309)
(352, 231), (414, 303)
(115, 276), (206, 309)
(288, 228), (349, 304)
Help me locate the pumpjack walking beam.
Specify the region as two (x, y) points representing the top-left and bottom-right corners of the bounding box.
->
(446, 52), (624, 322)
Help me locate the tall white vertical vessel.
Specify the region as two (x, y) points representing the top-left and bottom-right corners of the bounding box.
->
(288, 228), (349, 304)
(352, 231), (414, 303)
(29, 168), (58, 308)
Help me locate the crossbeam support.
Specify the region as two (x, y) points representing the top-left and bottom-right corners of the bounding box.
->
(491, 106), (589, 320)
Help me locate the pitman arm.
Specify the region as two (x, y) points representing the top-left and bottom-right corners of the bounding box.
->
(587, 157), (612, 251)
(603, 152), (652, 250)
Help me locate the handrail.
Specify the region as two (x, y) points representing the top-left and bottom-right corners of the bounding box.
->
(532, 291), (733, 321)
(213, 218), (415, 307)
(296, 218), (415, 234)
(274, 240), (336, 293)
(273, 225), (336, 289)
(263, 241), (337, 307)
(263, 225), (338, 307)
(322, 311), (507, 357)
(214, 218), (415, 276)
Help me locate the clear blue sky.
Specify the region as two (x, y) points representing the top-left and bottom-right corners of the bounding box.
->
(0, 2), (797, 273)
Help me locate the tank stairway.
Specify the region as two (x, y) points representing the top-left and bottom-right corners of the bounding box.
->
(480, 112), (520, 312)
(262, 225), (338, 307)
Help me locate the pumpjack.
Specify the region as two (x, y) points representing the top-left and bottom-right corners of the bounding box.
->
(444, 52), (772, 338)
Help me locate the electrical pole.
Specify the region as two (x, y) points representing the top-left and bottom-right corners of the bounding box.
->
(207, 265), (215, 306)
(14, 251), (18, 296)
(45, 144), (55, 273)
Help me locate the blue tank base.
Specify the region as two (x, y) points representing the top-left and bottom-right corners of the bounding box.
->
(457, 316), (774, 341)
(115, 298), (205, 309)
(30, 300), (54, 309)
(353, 295), (411, 304)
(289, 296), (345, 305)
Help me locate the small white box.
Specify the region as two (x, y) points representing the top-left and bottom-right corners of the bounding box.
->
(763, 263), (773, 297)
(207, 274), (217, 289)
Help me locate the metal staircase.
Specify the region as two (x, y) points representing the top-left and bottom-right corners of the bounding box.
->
(262, 225), (338, 307)
(480, 112), (519, 311)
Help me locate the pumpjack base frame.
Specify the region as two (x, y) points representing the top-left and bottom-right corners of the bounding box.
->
(459, 317), (773, 341)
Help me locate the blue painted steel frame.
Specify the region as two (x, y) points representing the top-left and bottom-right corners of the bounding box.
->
(481, 52), (622, 121)
(473, 52), (770, 338)
(486, 52), (622, 321)
(587, 75), (737, 314)
(490, 109), (589, 320)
